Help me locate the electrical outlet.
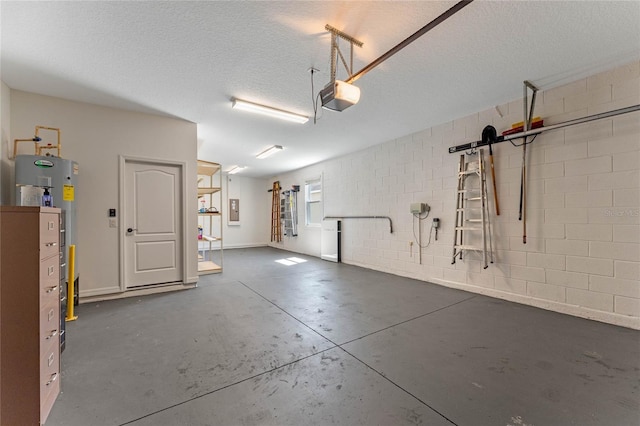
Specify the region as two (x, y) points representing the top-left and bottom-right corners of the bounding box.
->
(109, 219), (117, 228)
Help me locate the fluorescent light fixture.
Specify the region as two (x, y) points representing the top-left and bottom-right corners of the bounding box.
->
(227, 166), (245, 175)
(320, 80), (361, 111)
(232, 98), (309, 124)
(256, 145), (283, 159)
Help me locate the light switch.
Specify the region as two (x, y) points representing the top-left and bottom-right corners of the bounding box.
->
(109, 219), (117, 228)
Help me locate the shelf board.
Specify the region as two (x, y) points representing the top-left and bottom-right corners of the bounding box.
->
(201, 235), (221, 242)
(197, 160), (221, 176)
(198, 261), (222, 275)
(198, 212), (221, 216)
(198, 187), (221, 196)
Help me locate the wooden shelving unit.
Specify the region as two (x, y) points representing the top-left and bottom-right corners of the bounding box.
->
(197, 160), (223, 274)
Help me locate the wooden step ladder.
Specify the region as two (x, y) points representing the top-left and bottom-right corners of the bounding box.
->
(270, 181), (282, 242)
(452, 149), (494, 269)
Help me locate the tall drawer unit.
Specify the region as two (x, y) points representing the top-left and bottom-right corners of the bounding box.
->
(1, 206), (61, 425)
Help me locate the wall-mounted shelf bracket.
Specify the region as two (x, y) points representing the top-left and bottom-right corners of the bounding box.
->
(448, 104), (640, 154)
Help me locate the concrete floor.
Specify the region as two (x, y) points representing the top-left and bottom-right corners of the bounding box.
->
(47, 247), (639, 426)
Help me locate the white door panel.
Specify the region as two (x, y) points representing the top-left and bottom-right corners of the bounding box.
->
(135, 170), (176, 234)
(136, 241), (176, 271)
(124, 160), (183, 288)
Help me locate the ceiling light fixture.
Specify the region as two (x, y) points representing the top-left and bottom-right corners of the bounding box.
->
(227, 166), (245, 174)
(231, 98), (309, 124)
(256, 145), (283, 159)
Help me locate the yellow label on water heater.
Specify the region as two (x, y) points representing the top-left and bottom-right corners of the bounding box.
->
(63, 184), (75, 201)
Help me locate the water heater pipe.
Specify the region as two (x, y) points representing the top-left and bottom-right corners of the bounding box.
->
(35, 126), (62, 157)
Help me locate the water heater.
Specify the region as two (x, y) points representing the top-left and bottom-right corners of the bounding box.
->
(15, 154), (79, 283)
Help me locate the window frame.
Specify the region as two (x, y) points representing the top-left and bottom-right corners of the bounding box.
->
(304, 176), (323, 227)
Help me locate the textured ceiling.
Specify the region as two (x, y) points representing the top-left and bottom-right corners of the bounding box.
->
(2, 1), (639, 177)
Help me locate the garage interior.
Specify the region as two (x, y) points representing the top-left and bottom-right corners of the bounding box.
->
(1, 1), (639, 425)
(48, 247), (639, 425)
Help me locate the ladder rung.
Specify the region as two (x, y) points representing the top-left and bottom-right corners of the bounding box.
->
(455, 245), (483, 251)
(453, 151), (492, 266)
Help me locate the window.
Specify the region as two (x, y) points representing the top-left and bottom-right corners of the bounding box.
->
(305, 178), (322, 226)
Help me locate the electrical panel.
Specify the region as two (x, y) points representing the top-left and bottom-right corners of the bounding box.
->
(410, 203), (430, 214)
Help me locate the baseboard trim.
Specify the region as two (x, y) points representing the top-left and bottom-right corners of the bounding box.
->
(224, 243), (268, 249)
(80, 282), (197, 304)
(430, 277), (640, 330)
(342, 260), (640, 330)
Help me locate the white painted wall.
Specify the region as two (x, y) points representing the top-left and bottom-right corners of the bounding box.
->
(269, 164), (325, 256)
(0, 81), (11, 205)
(271, 61), (640, 329)
(8, 90), (198, 298)
(220, 173), (270, 248)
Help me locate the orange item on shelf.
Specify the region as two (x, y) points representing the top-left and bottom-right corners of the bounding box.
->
(502, 118), (544, 136)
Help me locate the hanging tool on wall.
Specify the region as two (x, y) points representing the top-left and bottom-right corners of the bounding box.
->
(482, 125), (500, 216)
(268, 181), (282, 242)
(448, 104), (639, 154)
(520, 81), (539, 244)
(282, 185), (299, 237)
(452, 150), (493, 268)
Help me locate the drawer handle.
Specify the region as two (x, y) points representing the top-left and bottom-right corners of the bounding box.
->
(45, 242), (58, 247)
(46, 373), (58, 386)
(46, 329), (59, 340)
(46, 285), (59, 293)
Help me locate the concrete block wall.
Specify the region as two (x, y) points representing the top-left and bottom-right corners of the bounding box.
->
(271, 61), (640, 329)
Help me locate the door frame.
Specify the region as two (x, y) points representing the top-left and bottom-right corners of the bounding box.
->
(118, 155), (188, 291)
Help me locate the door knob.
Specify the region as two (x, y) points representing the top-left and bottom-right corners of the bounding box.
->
(127, 228), (137, 233)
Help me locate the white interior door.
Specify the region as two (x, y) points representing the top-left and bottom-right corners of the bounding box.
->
(124, 160), (183, 288)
